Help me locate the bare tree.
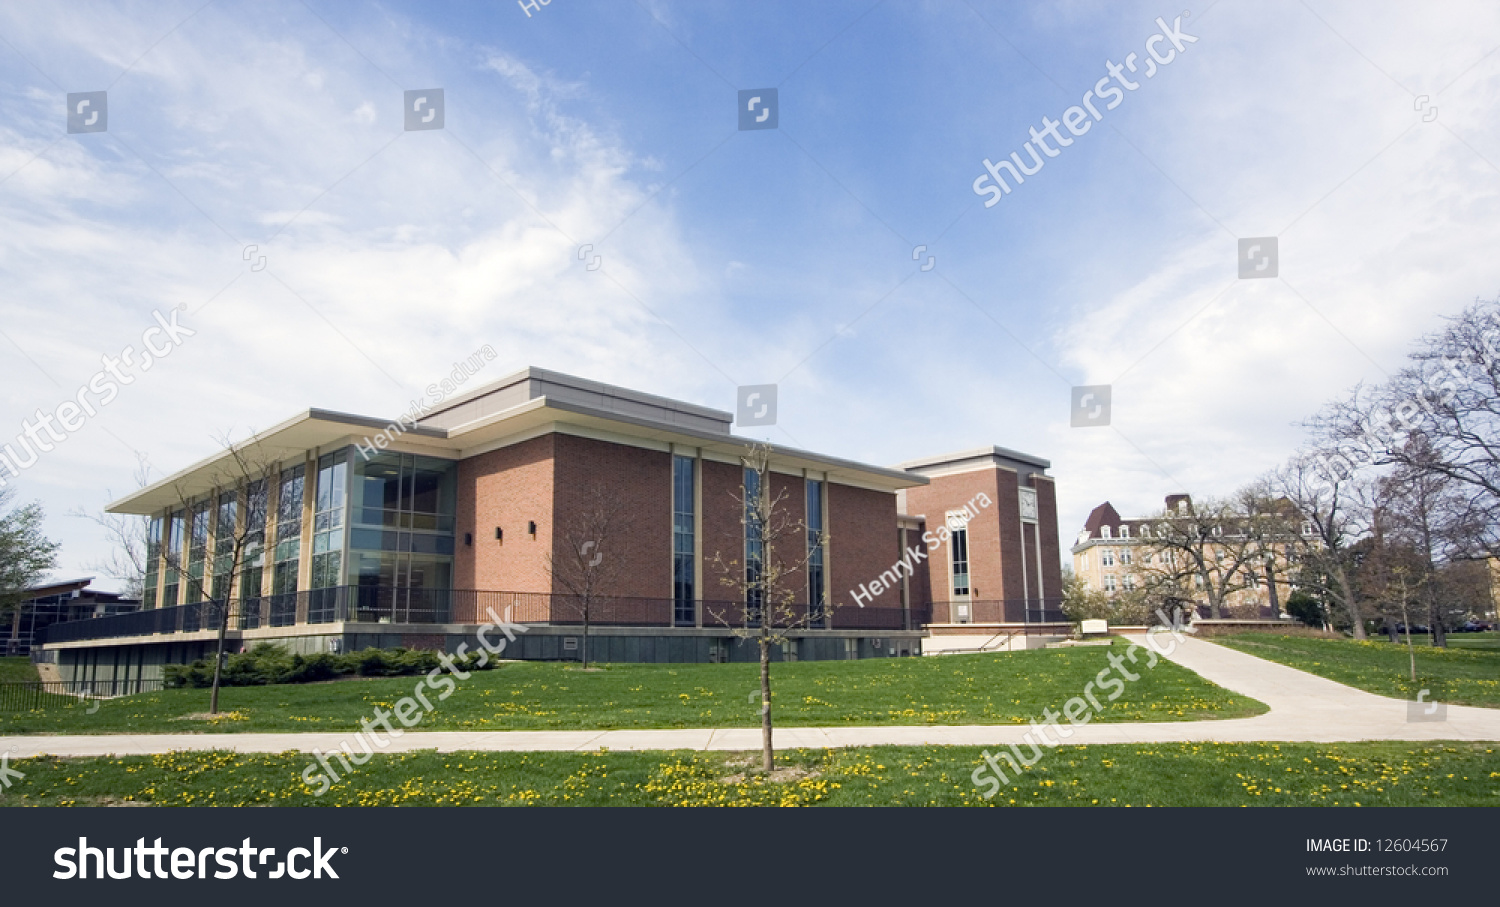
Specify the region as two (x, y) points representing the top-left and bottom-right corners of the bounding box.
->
(708, 443), (829, 773)
(68, 452), (154, 599)
(1354, 529), (1428, 679)
(156, 432), (276, 714)
(1134, 492), (1286, 619)
(1310, 299), (1500, 558)
(546, 480), (633, 670)
(1266, 449), (1375, 638)
(1374, 448), (1477, 648)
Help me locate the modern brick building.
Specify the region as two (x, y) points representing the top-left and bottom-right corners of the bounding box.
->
(43, 367), (1063, 683)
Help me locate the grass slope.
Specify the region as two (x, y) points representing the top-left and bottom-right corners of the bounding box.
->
(2, 742), (1494, 807)
(0, 657), (39, 683)
(0, 640), (1265, 735)
(1211, 633), (1500, 708)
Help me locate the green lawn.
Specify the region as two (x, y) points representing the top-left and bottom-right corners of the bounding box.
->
(0, 657), (39, 683)
(1437, 631), (1500, 651)
(0, 640), (1265, 735)
(1211, 633), (1500, 707)
(2, 742), (1494, 807)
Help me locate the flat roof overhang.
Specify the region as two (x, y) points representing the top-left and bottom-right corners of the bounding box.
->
(109, 396), (926, 515)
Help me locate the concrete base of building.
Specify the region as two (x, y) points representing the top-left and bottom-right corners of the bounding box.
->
(45, 624), (929, 685)
(921, 623), (1070, 655)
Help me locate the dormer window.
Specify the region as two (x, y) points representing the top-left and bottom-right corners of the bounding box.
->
(1140, 525), (1151, 538)
(1301, 521), (1314, 537)
(1119, 525), (1130, 539)
(1100, 525), (1112, 539)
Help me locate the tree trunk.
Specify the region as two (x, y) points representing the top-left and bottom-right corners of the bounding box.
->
(1336, 570), (1366, 639)
(208, 599), (229, 714)
(582, 602), (590, 670)
(759, 634), (773, 773)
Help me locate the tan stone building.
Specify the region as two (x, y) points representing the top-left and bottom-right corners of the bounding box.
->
(1071, 494), (1307, 618)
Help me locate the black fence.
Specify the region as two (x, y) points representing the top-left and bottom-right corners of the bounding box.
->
(40, 587), (1051, 646)
(0, 678), (165, 711)
(923, 598), (1068, 624)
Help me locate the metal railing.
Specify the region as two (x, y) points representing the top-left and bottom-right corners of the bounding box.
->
(0, 678), (165, 711)
(923, 598), (1068, 624)
(42, 587), (941, 645)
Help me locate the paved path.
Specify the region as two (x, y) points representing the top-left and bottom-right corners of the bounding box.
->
(4, 636), (1499, 757)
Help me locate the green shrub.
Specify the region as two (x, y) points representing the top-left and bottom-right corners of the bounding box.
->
(162, 644), (466, 688)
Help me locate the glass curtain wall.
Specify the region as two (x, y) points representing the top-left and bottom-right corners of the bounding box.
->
(348, 451), (456, 623)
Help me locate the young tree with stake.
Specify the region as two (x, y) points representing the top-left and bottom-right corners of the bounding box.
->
(708, 444), (830, 773)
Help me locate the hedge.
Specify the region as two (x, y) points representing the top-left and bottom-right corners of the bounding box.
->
(162, 643), (497, 688)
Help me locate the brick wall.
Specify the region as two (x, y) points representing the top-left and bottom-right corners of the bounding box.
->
(903, 467), (1006, 603)
(828, 483), (900, 610)
(550, 434), (672, 601)
(1031, 475), (1063, 599)
(454, 434), (556, 620)
(767, 471), (808, 604)
(701, 458), (745, 605)
(991, 468), (1023, 600)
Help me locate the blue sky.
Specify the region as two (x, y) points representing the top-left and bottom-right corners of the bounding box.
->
(3, 0), (1499, 586)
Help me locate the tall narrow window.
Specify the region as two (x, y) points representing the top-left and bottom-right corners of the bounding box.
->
(143, 516), (162, 609)
(271, 464), (304, 625)
(806, 480), (825, 627)
(950, 526), (970, 597)
(186, 501), (210, 602)
(161, 510), (183, 608)
(309, 452), (347, 622)
(212, 490), (237, 603)
(239, 479), (267, 628)
(672, 456), (695, 627)
(744, 467), (763, 624)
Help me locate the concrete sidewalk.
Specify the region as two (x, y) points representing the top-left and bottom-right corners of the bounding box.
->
(4, 636), (1498, 758)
